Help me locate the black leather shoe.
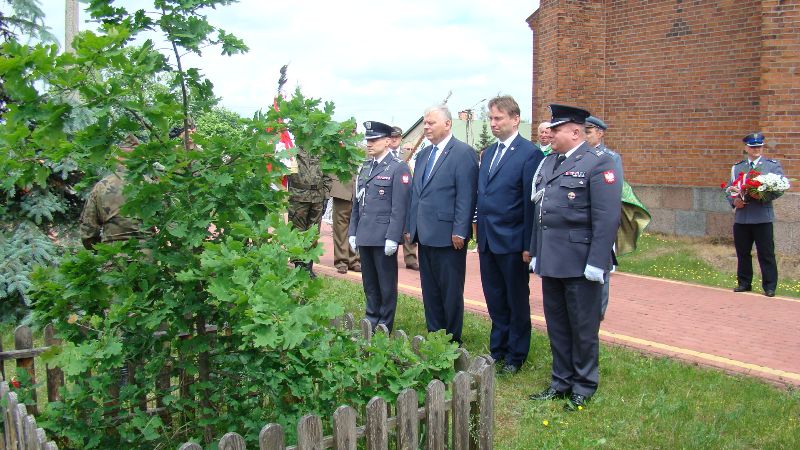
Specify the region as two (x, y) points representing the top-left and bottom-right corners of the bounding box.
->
(764, 290), (776, 297)
(733, 285), (752, 293)
(529, 387), (567, 401)
(501, 363), (520, 375)
(564, 393), (589, 411)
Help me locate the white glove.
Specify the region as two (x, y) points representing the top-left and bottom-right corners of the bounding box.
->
(584, 264), (605, 284)
(610, 264), (617, 274)
(384, 239), (398, 256)
(348, 236), (357, 252)
(529, 257), (536, 272)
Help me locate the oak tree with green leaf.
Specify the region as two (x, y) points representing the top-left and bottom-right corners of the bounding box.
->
(1, 1), (459, 448)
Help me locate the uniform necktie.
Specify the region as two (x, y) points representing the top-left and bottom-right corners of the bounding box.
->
(369, 159), (378, 176)
(553, 154), (567, 173)
(489, 143), (506, 174)
(422, 145), (439, 182)
(749, 161), (755, 170)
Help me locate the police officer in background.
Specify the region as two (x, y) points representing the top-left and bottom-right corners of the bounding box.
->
(287, 145), (332, 278)
(349, 121), (412, 331)
(585, 115), (623, 321)
(728, 133), (784, 297)
(389, 126), (420, 271)
(528, 105), (622, 411)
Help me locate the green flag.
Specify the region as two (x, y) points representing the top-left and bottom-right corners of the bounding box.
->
(617, 181), (651, 255)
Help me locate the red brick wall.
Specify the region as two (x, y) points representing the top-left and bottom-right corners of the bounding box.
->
(759, 0), (800, 181)
(527, 0), (799, 188)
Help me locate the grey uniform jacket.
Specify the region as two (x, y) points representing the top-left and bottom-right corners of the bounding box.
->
(728, 158), (785, 224)
(529, 142), (623, 278)
(349, 156), (412, 246)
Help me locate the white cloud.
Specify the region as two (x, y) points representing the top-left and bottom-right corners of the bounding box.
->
(33, 0), (540, 129)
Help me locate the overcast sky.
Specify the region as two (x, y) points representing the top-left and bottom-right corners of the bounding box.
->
(34, 0), (540, 130)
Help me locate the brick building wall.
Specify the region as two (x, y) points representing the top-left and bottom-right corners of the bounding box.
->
(527, 0), (799, 253)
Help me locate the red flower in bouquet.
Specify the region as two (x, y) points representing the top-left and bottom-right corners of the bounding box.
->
(726, 170), (766, 200)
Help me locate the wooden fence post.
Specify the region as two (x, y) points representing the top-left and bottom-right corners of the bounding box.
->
(0, 332), (5, 381)
(476, 363), (494, 450)
(395, 388), (418, 450)
(155, 340), (172, 427)
(332, 405), (356, 450)
(259, 423), (285, 450)
(14, 326), (37, 415)
(365, 396), (387, 449)
(218, 432), (246, 450)
(425, 379), (446, 450)
(451, 372), (471, 450)
(359, 319), (373, 342)
(411, 336), (424, 355)
(43, 324), (65, 403)
(296, 414), (323, 450)
(1, 381), (13, 450)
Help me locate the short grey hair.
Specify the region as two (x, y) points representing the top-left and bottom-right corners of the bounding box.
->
(424, 104), (452, 122)
(538, 122), (552, 133)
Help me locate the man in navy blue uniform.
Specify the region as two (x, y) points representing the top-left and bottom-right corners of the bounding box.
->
(405, 105), (479, 344)
(727, 132), (785, 297)
(349, 121), (412, 331)
(585, 115), (623, 321)
(476, 96), (543, 374)
(528, 105), (622, 411)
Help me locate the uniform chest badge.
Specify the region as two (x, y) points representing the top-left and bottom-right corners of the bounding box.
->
(378, 189), (385, 196)
(402, 174), (410, 184)
(564, 171), (586, 177)
(603, 170), (616, 184)
(567, 192), (576, 200)
(376, 176), (391, 180)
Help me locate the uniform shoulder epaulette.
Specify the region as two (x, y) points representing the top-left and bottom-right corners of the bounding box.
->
(766, 158), (778, 163)
(736, 159), (746, 165)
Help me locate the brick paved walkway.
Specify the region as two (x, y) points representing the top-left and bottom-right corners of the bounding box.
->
(317, 224), (800, 386)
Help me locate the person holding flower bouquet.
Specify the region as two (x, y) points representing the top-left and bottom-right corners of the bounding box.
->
(724, 132), (788, 297)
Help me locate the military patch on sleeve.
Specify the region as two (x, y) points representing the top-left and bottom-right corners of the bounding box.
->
(402, 174), (410, 184)
(603, 170), (616, 184)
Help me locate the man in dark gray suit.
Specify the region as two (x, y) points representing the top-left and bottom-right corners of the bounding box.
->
(727, 132), (784, 297)
(528, 105), (622, 411)
(405, 105), (479, 344)
(349, 121), (412, 331)
(476, 95), (543, 374)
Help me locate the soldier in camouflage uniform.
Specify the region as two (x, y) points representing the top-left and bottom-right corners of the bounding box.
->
(287, 146), (332, 277)
(80, 136), (146, 250)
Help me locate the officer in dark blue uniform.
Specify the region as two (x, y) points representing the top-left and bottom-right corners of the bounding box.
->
(585, 115), (623, 321)
(527, 105), (622, 411)
(349, 121), (412, 331)
(727, 133), (784, 297)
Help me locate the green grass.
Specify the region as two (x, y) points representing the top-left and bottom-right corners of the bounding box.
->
(324, 277), (800, 449)
(617, 233), (800, 298)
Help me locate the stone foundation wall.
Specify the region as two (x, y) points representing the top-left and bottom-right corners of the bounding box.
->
(633, 185), (799, 254)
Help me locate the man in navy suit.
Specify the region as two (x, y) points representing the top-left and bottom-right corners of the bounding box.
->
(476, 96), (543, 374)
(405, 105), (479, 344)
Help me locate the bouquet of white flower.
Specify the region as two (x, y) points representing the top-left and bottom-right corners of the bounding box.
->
(751, 172), (791, 201)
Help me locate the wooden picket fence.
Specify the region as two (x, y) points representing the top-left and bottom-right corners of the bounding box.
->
(1, 314), (495, 449)
(178, 314), (496, 450)
(1, 380), (58, 450)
